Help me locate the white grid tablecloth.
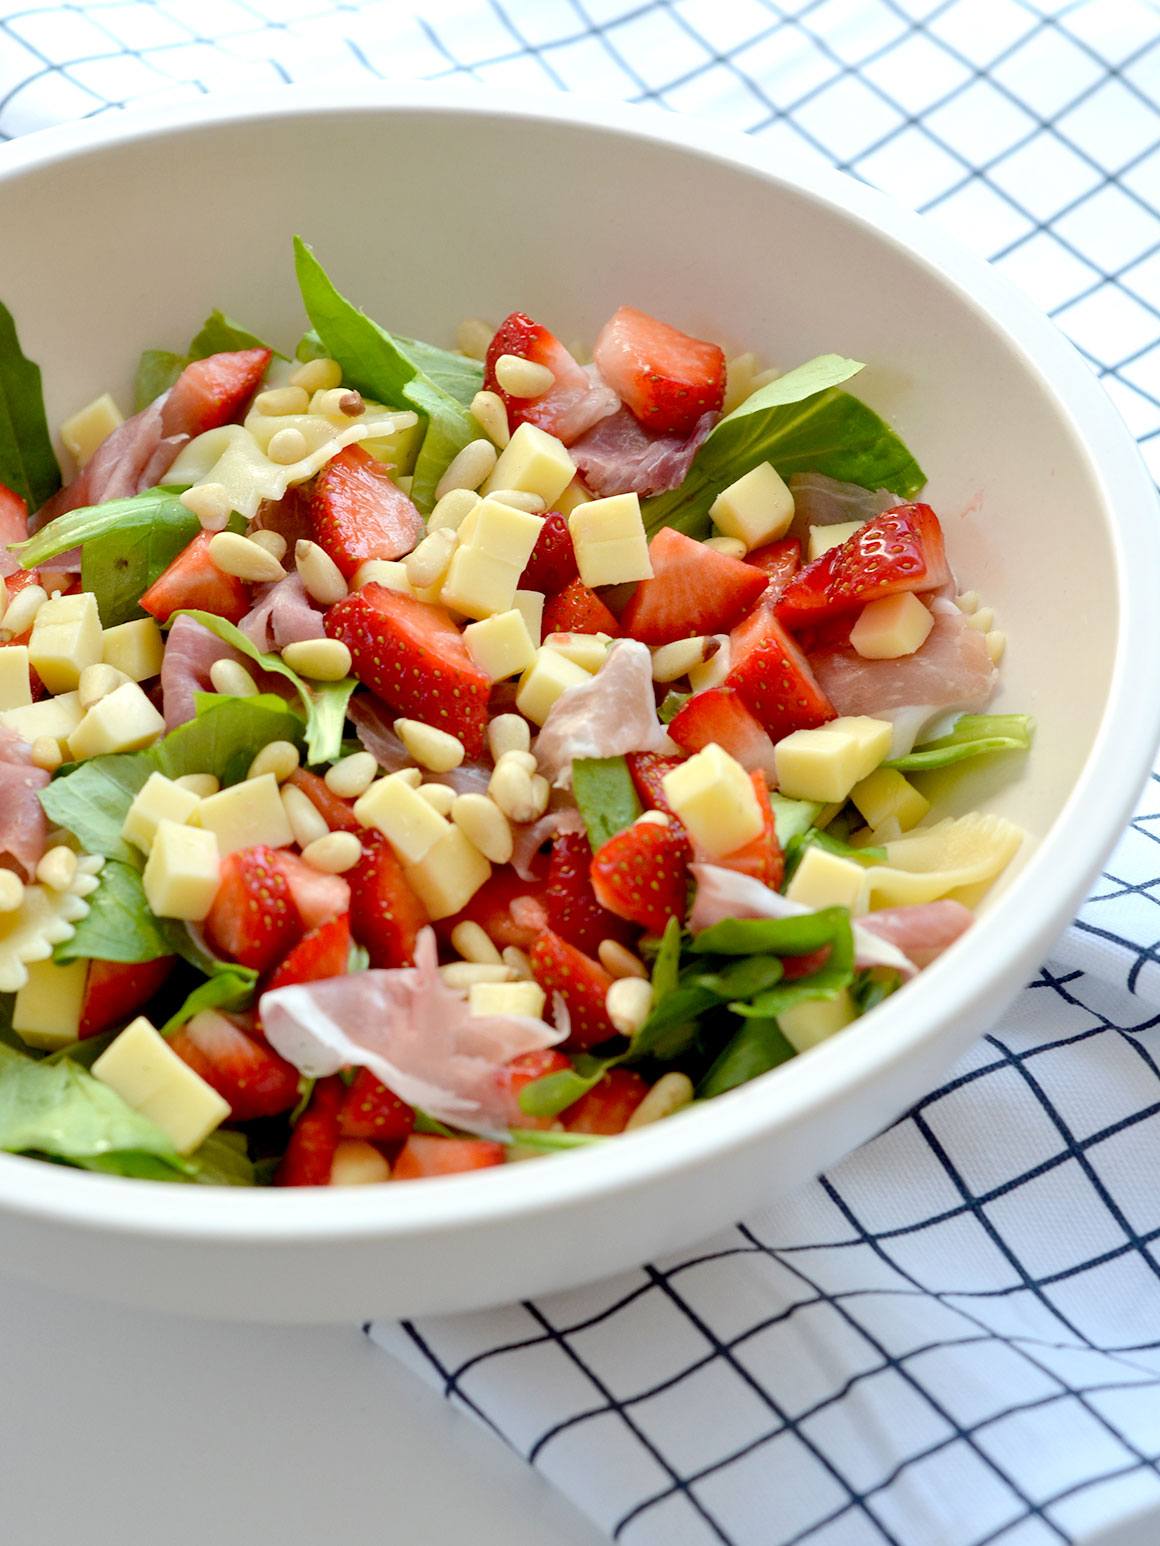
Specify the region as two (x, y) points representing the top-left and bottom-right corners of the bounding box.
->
(5, 3), (1160, 1543)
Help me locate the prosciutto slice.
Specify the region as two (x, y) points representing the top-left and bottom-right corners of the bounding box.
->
(159, 614), (288, 729)
(510, 802), (586, 881)
(534, 639), (671, 788)
(570, 406), (717, 499)
(347, 694), (413, 773)
(33, 401), (180, 529)
(857, 901), (974, 968)
(0, 728), (49, 880)
(239, 572), (325, 653)
(260, 928), (564, 1135)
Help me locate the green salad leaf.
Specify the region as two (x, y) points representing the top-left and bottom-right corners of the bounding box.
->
(160, 964), (259, 1036)
(0, 299), (61, 512)
(393, 334), (484, 408)
(54, 861), (183, 965)
(15, 485), (194, 572)
(183, 1129), (255, 1186)
(40, 753), (154, 866)
(156, 693), (305, 786)
(189, 310), (280, 362)
(571, 756), (643, 852)
(769, 793), (824, 848)
(697, 1017), (796, 1099)
(134, 350), (187, 412)
(884, 713), (1035, 772)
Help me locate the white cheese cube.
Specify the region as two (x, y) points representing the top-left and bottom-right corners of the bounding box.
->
(0, 691), (83, 747)
(463, 609), (537, 682)
(122, 771), (203, 855)
(353, 773), (451, 864)
(513, 589), (544, 646)
(481, 422), (575, 505)
(101, 618), (165, 681)
(778, 989), (858, 1053)
(439, 545), (522, 621)
(849, 591), (935, 659)
(662, 743), (763, 858)
(469, 980), (547, 1019)
(29, 591), (103, 694)
(196, 771), (295, 855)
(0, 645), (32, 709)
(807, 520), (865, 562)
(466, 499), (544, 570)
(142, 820), (221, 921)
(774, 716), (893, 804)
(91, 1015), (231, 1154)
(67, 681), (167, 761)
(568, 494), (653, 588)
(709, 462), (795, 550)
(543, 631), (612, 673)
(60, 392), (123, 469)
(403, 823), (491, 920)
(13, 957), (88, 1049)
(515, 646), (591, 726)
(849, 767), (930, 833)
(555, 478), (592, 516)
(784, 845), (869, 914)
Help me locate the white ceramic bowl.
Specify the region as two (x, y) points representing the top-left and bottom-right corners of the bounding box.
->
(0, 86), (1157, 1322)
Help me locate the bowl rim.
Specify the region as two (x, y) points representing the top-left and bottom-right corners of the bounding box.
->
(1, 79), (1158, 1246)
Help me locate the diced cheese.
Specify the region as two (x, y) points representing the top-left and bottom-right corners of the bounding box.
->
(91, 1015), (231, 1153)
(784, 845), (869, 914)
(403, 823), (492, 920)
(554, 478), (592, 516)
(142, 820), (221, 921)
(849, 591), (935, 659)
(468, 980), (547, 1019)
(440, 545), (522, 621)
(849, 767), (930, 833)
(0, 645), (32, 710)
(481, 422), (575, 505)
(101, 618), (165, 681)
(568, 494), (653, 588)
(353, 773), (451, 865)
(709, 461), (795, 550)
(515, 646), (591, 726)
(807, 520), (864, 561)
(67, 681), (167, 761)
(778, 989), (858, 1053)
(661, 743), (763, 858)
(196, 771), (295, 855)
(774, 716), (893, 804)
(28, 591), (103, 693)
(0, 691), (83, 746)
(463, 609), (537, 682)
(544, 631), (612, 673)
(466, 499), (544, 570)
(122, 771), (202, 855)
(12, 957), (88, 1049)
(513, 589), (544, 646)
(60, 392), (123, 469)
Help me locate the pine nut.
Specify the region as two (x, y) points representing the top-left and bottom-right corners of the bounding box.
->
(497, 748), (537, 775)
(295, 539), (348, 605)
(404, 528), (458, 590)
(435, 439), (498, 501)
(351, 559), (413, 594)
(487, 714), (531, 761)
(529, 773), (551, 818)
(456, 318), (494, 361)
(0, 871), (24, 911)
(29, 736), (62, 773)
(471, 389), (510, 448)
(704, 536), (747, 559)
(209, 531), (286, 583)
(281, 784), (330, 847)
(417, 782), (456, 815)
(965, 606), (995, 633)
(428, 487), (481, 533)
(0, 582), (8, 624)
(209, 659), (259, 697)
(394, 718), (465, 773)
(310, 387), (362, 418)
(494, 355), (555, 398)
(488, 759), (540, 823)
(389, 767), (423, 789)
(3, 584), (47, 639)
(439, 962), (513, 989)
(598, 939), (648, 980)
(174, 773), (220, 798)
(956, 590), (980, 614)
(247, 740), (300, 783)
(487, 489), (545, 513)
(688, 635), (731, 694)
(635, 810), (670, 827)
(330, 1138), (391, 1186)
(282, 638), (352, 681)
(248, 528), (287, 561)
(451, 920), (503, 965)
(452, 792), (513, 864)
(986, 629), (1006, 664)
(502, 946), (533, 980)
(625, 1071), (695, 1129)
(289, 357), (343, 394)
(651, 636), (716, 682)
(180, 483), (232, 531)
(338, 391), (365, 416)
(606, 976), (653, 1036)
(325, 752), (377, 799)
(37, 845), (77, 892)
(78, 662), (129, 710)
(268, 427), (309, 465)
(255, 386), (310, 416)
(300, 830), (362, 873)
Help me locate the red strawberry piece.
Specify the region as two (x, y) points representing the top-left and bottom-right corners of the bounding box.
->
(285, 767), (362, 833)
(270, 851), (350, 931)
(337, 1067), (415, 1143)
(667, 686), (778, 775)
(310, 444), (425, 579)
(541, 577), (621, 637)
(0, 481), (28, 546)
(348, 830), (428, 968)
(205, 844), (303, 973)
(140, 530), (251, 625)
(484, 312), (596, 442)
(265, 913), (351, 992)
(592, 306), (725, 437)
(275, 1075), (344, 1187)
(589, 821), (691, 935)
(562, 1069), (649, 1135)
(392, 1134), (506, 1179)
(725, 605), (835, 740)
(746, 537), (801, 603)
(529, 929), (619, 1051)
(325, 583), (490, 758)
(79, 956), (175, 1038)
(520, 511), (579, 596)
(775, 503), (950, 629)
(169, 1011), (301, 1122)
(439, 865), (549, 952)
(496, 1048), (572, 1131)
(620, 527), (767, 645)
(546, 829), (636, 957)
(160, 348), (272, 438)
(713, 771), (785, 890)
(626, 751), (685, 816)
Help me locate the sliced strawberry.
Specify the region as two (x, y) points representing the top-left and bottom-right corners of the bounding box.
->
(484, 313), (598, 443)
(265, 914), (351, 992)
(170, 1009), (300, 1122)
(714, 772), (784, 889)
(392, 1134), (506, 1179)
(205, 844), (303, 973)
(348, 830), (428, 968)
(541, 577), (621, 637)
(310, 444), (425, 579)
(79, 956), (175, 1038)
(725, 605), (835, 740)
(592, 306), (725, 437)
(0, 482), (28, 548)
(546, 829), (636, 957)
(285, 767), (361, 833)
(440, 865), (548, 952)
(337, 1067), (415, 1142)
(325, 583), (490, 758)
(562, 1068), (649, 1134)
(626, 751), (685, 816)
(496, 1048), (572, 1131)
(519, 511), (579, 596)
(590, 821), (691, 935)
(530, 930), (619, 1051)
(667, 686), (779, 775)
(140, 530), (251, 625)
(160, 347), (271, 438)
(775, 504), (950, 629)
(275, 1075), (343, 1187)
(747, 537), (801, 603)
(620, 528), (767, 646)
(270, 851), (349, 931)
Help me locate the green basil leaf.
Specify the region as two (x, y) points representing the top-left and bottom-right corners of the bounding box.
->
(0, 299), (61, 512)
(161, 692), (306, 786)
(188, 310), (281, 362)
(81, 498), (201, 626)
(851, 966), (903, 1015)
(691, 908), (850, 957)
(650, 915), (683, 1007)
(732, 912), (855, 1018)
(571, 756), (643, 852)
(134, 350), (187, 412)
(694, 954), (785, 1001)
(884, 713), (1035, 772)
(39, 753), (153, 866)
(697, 1016), (797, 1099)
(516, 1065), (607, 1119)
(54, 861), (183, 964)
(15, 487), (190, 570)
(393, 334), (484, 408)
(160, 963), (258, 1036)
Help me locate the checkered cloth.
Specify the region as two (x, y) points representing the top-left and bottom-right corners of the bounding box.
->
(6, 2), (1160, 1542)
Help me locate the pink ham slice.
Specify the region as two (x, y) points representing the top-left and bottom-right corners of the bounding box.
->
(534, 639), (671, 788)
(160, 614), (288, 729)
(239, 572), (325, 654)
(856, 901), (974, 968)
(570, 406), (717, 499)
(0, 727), (49, 880)
(33, 401), (179, 530)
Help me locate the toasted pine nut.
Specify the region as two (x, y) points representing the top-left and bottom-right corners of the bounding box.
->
(428, 487), (481, 533)
(487, 489), (545, 513)
(209, 659), (259, 697)
(404, 528), (458, 590)
(965, 606), (995, 632)
(282, 638), (352, 681)
(300, 830), (362, 874)
(29, 736), (62, 773)
(310, 387), (362, 418)
(394, 718), (465, 773)
(281, 784), (330, 848)
(598, 939), (648, 980)
(338, 391), (365, 417)
(434, 439), (498, 501)
(487, 714), (531, 761)
(606, 976), (653, 1036)
(3, 584), (47, 639)
(37, 845), (77, 892)
(502, 946), (533, 980)
(180, 482), (232, 531)
(439, 962), (513, 989)
(625, 1071), (695, 1129)
(0, 581), (8, 624)
(248, 528), (287, 561)
(255, 386), (310, 416)
(330, 1138), (391, 1186)
(0, 871), (23, 911)
(456, 318), (495, 361)
(390, 767), (423, 789)
(325, 751), (377, 799)
(497, 748), (537, 775)
(209, 531), (286, 583)
(471, 389), (510, 448)
(494, 354), (555, 399)
(651, 636), (716, 682)
(174, 773), (220, 798)
(451, 920), (503, 965)
(704, 536), (747, 559)
(488, 758), (538, 823)
(295, 539), (348, 605)
(529, 773), (551, 818)
(289, 357), (343, 393)
(78, 663), (129, 710)
(267, 427), (309, 465)
(956, 590), (980, 614)
(986, 629), (1006, 664)
(635, 810), (670, 827)
(452, 792), (514, 863)
(417, 782), (456, 815)
(247, 740), (300, 783)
